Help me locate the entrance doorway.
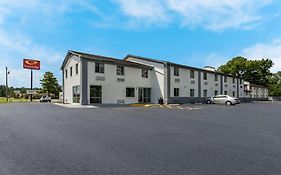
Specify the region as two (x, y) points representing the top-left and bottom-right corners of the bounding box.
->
(90, 86), (102, 103)
(138, 88), (151, 103)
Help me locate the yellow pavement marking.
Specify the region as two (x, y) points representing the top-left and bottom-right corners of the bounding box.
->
(164, 104), (173, 108)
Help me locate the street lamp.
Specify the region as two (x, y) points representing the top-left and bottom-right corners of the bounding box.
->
(5, 67), (10, 102)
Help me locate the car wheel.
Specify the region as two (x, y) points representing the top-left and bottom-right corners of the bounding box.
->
(226, 101), (232, 106)
(206, 100), (211, 104)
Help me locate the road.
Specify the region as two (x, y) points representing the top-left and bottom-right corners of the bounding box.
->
(0, 102), (281, 175)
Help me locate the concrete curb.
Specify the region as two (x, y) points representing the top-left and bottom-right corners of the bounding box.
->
(53, 103), (98, 109)
(129, 104), (160, 107)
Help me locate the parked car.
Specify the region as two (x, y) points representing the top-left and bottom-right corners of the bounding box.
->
(206, 95), (240, 105)
(40, 95), (51, 102)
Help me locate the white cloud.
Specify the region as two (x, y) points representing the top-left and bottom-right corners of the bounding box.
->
(242, 39), (281, 73)
(199, 39), (281, 73)
(0, 29), (63, 87)
(113, 0), (274, 30)
(113, 0), (170, 27)
(0, 0), (91, 87)
(0, 0), (100, 27)
(203, 53), (229, 68)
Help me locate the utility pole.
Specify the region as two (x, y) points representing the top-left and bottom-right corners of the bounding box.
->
(5, 67), (9, 102)
(30, 69), (33, 101)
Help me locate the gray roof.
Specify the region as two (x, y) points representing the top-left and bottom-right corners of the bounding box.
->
(60, 50), (153, 70)
(124, 54), (167, 64)
(61, 51), (242, 79)
(124, 54), (242, 79)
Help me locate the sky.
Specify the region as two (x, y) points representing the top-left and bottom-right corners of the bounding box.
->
(0, 0), (281, 88)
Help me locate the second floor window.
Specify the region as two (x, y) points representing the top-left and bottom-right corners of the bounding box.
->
(75, 63), (79, 74)
(215, 74), (218, 81)
(174, 67), (179, 76)
(190, 70), (195, 78)
(224, 76), (227, 83)
(95, 63), (104, 73)
(116, 66), (124, 76)
(70, 67), (73, 77)
(233, 78), (235, 84)
(65, 70), (68, 78)
(203, 72), (207, 80)
(142, 69), (148, 78)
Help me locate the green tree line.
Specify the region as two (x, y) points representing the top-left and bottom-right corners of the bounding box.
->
(218, 57), (281, 96)
(0, 71), (61, 98)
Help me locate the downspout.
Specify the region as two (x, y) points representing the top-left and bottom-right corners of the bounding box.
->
(166, 63), (171, 104)
(220, 75), (223, 94)
(80, 58), (89, 105)
(62, 69), (65, 103)
(198, 71), (201, 97)
(237, 78), (239, 98)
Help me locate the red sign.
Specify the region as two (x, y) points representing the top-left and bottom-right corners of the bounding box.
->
(23, 59), (40, 70)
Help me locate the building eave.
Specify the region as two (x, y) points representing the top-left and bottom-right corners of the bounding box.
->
(61, 50), (153, 70)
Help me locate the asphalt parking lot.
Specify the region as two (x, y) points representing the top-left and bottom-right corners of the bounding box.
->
(0, 102), (281, 175)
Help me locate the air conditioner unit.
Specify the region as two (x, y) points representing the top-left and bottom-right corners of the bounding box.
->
(96, 76), (105, 81)
(117, 78), (125, 82)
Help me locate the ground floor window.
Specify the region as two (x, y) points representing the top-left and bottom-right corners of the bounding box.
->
(190, 89), (195, 97)
(203, 90), (208, 97)
(174, 88), (179, 97)
(126, 88), (135, 97)
(224, 91), (228, 95)
(73, 85), (80, 103)
(232, 91), (235, 97)
(214, 90), (218, 96)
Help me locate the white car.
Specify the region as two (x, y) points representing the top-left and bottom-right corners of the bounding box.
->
(40, 95), (51, 102)
(206, 95), (240, 106)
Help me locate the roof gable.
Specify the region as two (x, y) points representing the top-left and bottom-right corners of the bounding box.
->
(61, 50), (153, 70)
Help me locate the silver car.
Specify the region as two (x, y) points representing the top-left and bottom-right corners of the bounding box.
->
(40, 95), (52, 102)
(206, 95), (240, 106)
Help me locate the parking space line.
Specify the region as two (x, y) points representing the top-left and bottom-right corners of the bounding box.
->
(176, 106), (184, 109)
(164, 104), (173, 109)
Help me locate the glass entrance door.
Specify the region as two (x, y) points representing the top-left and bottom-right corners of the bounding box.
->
(90, 86), (102, 103)
(138, 88), (151, 103)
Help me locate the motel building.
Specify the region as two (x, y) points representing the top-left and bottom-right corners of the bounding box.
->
(243, 82), (269, 98)
(61, 50), (263, 105)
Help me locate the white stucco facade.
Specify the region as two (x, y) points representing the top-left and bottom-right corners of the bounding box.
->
(61, 51), (269, 105)
(86, 61), (157, 104)
(125, 56), (166, 102)
(63, 55), (81, 104)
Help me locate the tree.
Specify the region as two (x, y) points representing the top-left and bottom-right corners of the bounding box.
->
(218, 56), (247, 77)
(218, 57), (273, 86)
(40, 72), (61, 98)
(268, 71), (281, 96)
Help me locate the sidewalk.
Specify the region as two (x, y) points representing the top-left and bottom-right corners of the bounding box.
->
(53, 103), (98, 109)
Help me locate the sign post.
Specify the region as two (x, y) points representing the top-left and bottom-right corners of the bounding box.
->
(31, 69), (33, 101)
(5, 67), (9, 102)
(23, 59), (40, 101)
